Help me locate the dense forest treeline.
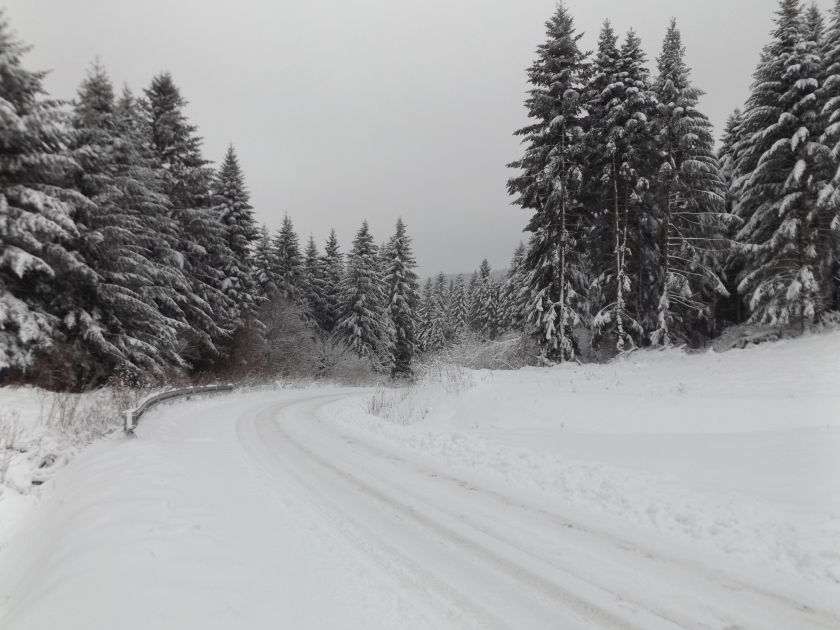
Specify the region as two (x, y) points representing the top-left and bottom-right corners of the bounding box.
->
(1, 0), (838, 389)
(509, 0), (840, 361)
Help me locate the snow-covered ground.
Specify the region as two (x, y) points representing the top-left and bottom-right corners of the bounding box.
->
(0, 333), (838, 629)
(332, 333), (840, 589)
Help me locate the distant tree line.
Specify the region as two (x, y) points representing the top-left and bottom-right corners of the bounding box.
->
(509, 0), (840, 362)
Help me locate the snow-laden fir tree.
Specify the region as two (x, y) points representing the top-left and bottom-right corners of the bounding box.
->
(0, 15), (97, 378)
(336, 221), (390, 366)
(583, 23), (655, 351)
(418, 277), (446, 352)
(253, 225), (276, 296)
(447, 274), (469, 339)
(718, 109), (745, 215)
(732, 0), (827, 326)
(302, 235), (325, 325)
(318, 229), (344, 333)
(466, 270), (481, 331)
(144, 72), (234, 364)
(70, 62), (184, 380)
(472, 260), (502, 340)
(649, 20), (730, 345)
(500, 243), (529, 333)
(272, 215), (304, 302)
(383, 218), (420, 377)
(433, 272), (453, 343)
(212, 145), (259, 322)
(818, 0), (840, 311)
(508, 2), (590, 360)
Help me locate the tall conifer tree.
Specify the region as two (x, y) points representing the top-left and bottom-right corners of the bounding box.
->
(733, 0), (827, 325)
(649, 20), (730, 345)
(336, 221), (389, 365)
(383, 218), (420, 376)
(509, 3), (589, 360)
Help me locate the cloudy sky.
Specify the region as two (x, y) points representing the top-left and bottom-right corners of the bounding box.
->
(4, 0), (833, 275)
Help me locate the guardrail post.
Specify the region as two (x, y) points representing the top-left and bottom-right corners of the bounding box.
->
(124, 409), (136, 437)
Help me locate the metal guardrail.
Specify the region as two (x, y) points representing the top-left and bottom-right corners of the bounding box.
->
(123, 384), (235, 436)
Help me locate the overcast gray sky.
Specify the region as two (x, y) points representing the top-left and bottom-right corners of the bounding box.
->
(4, 0), (833, 275)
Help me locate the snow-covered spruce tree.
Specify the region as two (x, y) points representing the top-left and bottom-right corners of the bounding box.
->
(70, 62), (184, 380)
(417, 277), (445, 352)
(508, 2), (590, 361)
(447, 274), (469, 339)
(818, 0), (840, 311)
(144, 72), (234, 365)
(272, 214), (304, 302)
(253, 225), (276, 296)
(302, 235), (326, 325)
(649, 20), (731, 346)
(383, 218), (420, 377)
(466, 270), (480, 331)
(733, 0), (827, 326)
(472, 259), (502, 340)
(336, 221), (390, 366)
(500, 243), (529, 333)
(318, 229), (344, 333)
(718, 109), (745, 215)
(583, 23), (655, 352)
(716, 109), (750, 325)
(0, 15), (100, 382)
(212, 145), (260, 322)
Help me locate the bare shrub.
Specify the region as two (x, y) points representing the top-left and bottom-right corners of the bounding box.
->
(435, 332), (537, 371)
(36, 384), (142, 444)
(365, 385), (425, 425)
(416, 359), (474, 395)
(0, 409), (24, 485)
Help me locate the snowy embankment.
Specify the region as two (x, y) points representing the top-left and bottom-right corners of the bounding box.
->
(0, 386), (144, 547)
(328, 333), (840, 589)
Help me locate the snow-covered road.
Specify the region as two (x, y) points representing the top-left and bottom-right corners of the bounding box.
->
(2, 382), (838, 629)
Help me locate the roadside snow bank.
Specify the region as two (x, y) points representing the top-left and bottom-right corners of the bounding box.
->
(329, 332), (840, 587)
(0, 387), (137, 546)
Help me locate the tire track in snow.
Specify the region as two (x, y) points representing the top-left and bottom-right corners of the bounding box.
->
(316, 396), (840, 630)
(247, 394), (662, 630)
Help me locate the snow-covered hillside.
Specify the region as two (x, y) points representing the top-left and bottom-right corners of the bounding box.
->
(0, 333), (838, 629)
(331, 333), (840, 591)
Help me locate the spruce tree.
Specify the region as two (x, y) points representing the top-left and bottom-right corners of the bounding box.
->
(0, 15), (97, 378)
(448, 274), (469, 339)
(501, 243), (529, 333)
(649, 20), (730, 345)
(383, 218), (420, 377)
(819, 0), (840, 310)
(253, 225), (276, 296)
(418, 277), (446, 352)
(508, 2), (590, 360)
(272, 215), (303, 301)
(302, 235), (325, 323)
(212, 145), (259, 321)
(70, 63), (184, 379)
(583, 23), (654, 351)
(336, 221), (389, 365)
(733, 0), (826, 326)
(318, 229), (344, 332)
(472, 260), (501, 340)
(466, 269), (481, 331)
(144, 72), (234, 364)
